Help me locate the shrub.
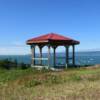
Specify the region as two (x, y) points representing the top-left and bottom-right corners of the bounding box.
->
(0, 59), (11, 69)
(0, 59), (30, 70)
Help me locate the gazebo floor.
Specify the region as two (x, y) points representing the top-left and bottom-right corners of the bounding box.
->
(31, 65), (65, 71)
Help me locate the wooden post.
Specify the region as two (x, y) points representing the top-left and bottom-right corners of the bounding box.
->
(31, 45), (35, 66)
(39, 46), (43, 65)
(72, 45), (75, 66)
(48, 45), (50, 67)
(65, 46), (69, 68)
(53, 46), (57, 67)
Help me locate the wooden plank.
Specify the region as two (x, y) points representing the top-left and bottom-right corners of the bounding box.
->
(32, 58), (48, 60)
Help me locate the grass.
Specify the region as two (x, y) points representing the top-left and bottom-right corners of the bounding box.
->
(0, 66), (100, 100)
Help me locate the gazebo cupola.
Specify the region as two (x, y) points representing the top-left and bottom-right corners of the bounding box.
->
(26, 33), (80, 69)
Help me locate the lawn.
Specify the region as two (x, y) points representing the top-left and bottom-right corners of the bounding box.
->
(0, 66), (100, 100)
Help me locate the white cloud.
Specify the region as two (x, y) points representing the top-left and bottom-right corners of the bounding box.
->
(11, 41), (26, 47)
(0, 40), (30, 55)
(0, 46), (30, 55)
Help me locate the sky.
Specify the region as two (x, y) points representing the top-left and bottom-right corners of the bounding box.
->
(0, 0), (100, 55)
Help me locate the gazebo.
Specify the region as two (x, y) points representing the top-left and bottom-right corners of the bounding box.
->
(26, 33), (80, 69)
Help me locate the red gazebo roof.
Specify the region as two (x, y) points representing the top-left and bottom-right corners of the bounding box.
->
(27, 33), (80, 45)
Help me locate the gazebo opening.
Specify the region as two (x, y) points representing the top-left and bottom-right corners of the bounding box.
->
(26, 33), (80, 69)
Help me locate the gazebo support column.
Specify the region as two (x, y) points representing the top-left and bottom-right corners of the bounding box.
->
(39, 46), (43, 65)
(53, 46), (57, 67)
(65, 46), (69, 68)
(31, 45), (35, 66)
(48, 45), (50, 67)
(72, 45), (75, 66)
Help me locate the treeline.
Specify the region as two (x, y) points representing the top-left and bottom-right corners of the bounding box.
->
(0, 59), (30, 70)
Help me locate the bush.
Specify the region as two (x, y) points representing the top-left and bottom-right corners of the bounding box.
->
(0, 59), (11, 69)
(0, 59), (30, 70)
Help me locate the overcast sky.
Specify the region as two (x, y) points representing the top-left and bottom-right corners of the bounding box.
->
(0, 0), (100, 55)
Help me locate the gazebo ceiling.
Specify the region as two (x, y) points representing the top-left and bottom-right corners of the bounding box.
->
(26, 33), (80, 46)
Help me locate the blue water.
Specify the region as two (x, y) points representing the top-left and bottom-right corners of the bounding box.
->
(0, 51), (100, 66)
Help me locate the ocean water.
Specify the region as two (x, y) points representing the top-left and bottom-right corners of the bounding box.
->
(0, 51), (100, 66)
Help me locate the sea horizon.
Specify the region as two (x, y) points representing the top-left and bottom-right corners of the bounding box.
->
(0, 50), (99, 56)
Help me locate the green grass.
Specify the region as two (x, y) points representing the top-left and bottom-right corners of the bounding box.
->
(0, 66), (100, 100)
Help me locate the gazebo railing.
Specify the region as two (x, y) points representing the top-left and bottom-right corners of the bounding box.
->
(32, 58), (48, 60)
(32, 56), (73, 67)
(32, 57), (49, 66)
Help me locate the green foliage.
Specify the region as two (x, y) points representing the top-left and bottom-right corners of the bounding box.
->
(0, 59), (30, 70)
(20, 62), (27, 69)
(0, 59), (11, 69)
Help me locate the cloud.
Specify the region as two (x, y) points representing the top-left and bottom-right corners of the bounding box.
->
(0, 46), (30, 55)
(0, 39), (31, 55)
(11, 41), (26, 47)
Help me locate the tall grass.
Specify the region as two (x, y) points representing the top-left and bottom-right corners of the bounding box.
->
(0, 66), (100, 100)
